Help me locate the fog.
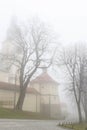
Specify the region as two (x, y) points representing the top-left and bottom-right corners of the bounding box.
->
(0, 0), (87, 120)
(0, 0), (87, 44)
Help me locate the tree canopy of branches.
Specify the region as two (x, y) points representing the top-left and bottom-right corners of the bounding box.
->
(3, 18), (55, 110)
(56, 43), (87, 123)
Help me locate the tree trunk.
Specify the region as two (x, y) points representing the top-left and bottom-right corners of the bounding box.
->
(15, 87), (26, 110)
(77, 102), (82, 123)
(83, 102), (87, 122)
(84, 109), (87, 122)
(82, 93), (87, 122)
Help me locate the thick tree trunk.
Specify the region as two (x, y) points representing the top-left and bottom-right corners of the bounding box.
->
(15, 87), (26, 110)
(15, 75), (30, 110)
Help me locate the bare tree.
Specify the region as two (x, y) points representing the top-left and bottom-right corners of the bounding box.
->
(55, 44), (87, 123)
(2, 18), (55, 110)
(80, 56), (87, 121)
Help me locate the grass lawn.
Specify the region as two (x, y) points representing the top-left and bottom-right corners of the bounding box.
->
(58, 123), (87, 130)
(0, 107), (54, 120)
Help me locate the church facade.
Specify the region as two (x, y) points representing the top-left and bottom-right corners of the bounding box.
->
(0, 68), (61, 118)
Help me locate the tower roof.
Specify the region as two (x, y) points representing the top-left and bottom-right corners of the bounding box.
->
(31, 71), (58, 85)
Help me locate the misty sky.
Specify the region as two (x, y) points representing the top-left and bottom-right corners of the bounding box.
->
(0, 0), (87, 118)
(0, 0), (87, 45)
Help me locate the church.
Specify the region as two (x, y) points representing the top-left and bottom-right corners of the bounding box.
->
(29, 68), (61, 118)
(0, 67), (62, 118)
(0, 41), (62, 118)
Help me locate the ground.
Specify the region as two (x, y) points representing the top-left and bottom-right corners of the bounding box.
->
(59, 123), (87, 130)
(0, 107), (55, 119)
(0, 119), (70, 130)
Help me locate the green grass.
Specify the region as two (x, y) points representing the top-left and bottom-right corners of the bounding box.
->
(58, 123), (87, 130)
(0, 107), (54, 120)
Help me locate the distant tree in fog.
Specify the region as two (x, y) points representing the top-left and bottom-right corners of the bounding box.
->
(56, 43), (87, 123)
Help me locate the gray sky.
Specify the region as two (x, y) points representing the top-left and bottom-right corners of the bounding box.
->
(0, 0), (87, 45)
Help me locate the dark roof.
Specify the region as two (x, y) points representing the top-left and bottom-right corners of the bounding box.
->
(0, 82), (17, 91)
(31, 72), (58, 85)
(0, 81), (40, 95)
